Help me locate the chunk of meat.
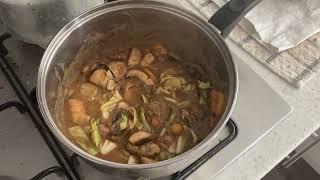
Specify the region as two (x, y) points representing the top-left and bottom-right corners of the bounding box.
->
(128, 48), (142, 66)
(127, 142), (161, 157)
(89, 69), (109, 88)
(100, 147), (129, 164)
(123, 81), (142, 107)
(126, 69), (154, 85)
(68, 99), (90, 125)
(128, 131), (152, 145)
(108, 61), (127, 79)
(141, 157), (158, 164)
(141, 53), (155, 67)
(144, 143), (161, 156)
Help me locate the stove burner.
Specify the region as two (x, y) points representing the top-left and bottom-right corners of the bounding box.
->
(0, 33), (237, 180)
(0, 33), (80, 180)
(0, 101), (25, 113)
(30, 166), (66, 180)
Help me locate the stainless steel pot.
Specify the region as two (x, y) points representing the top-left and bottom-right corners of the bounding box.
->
(37, 0), (261, 178)
(0, 0), (104, 48)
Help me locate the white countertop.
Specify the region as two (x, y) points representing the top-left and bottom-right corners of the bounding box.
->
(212, 39), (320, 180)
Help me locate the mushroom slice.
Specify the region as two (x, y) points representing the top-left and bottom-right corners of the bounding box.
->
(141, 53), (155, 67)
(128, 48), (142, 66)
(123, 81), (142, 107)
(89, 69), (109, 88)
(151, 44), (167, 56)
(144, 68), (157, 82)
(108, 61), (127, 79)
(126, 69), (154, 85)
(127, 142), (160, 157)
(128, 131), (152, 145)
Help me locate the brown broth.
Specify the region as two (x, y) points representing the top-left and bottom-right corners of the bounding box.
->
(62, 46), (224, 164)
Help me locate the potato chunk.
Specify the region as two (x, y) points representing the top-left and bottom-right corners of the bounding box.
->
(127, 155), (139, 164)
(100, 139), (117, 155)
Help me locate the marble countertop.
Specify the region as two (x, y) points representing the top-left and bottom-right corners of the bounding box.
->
(213, 39), (320, 180)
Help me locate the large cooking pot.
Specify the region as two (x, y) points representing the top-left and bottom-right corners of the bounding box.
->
(37, 0), (261, 178)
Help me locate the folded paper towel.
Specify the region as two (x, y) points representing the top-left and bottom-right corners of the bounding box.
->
(246, 0), (320, 52)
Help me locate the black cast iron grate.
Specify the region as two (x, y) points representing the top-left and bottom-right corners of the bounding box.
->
(0, 33), (237, 180)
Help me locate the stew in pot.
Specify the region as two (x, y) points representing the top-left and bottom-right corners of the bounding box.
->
(63, 44), (225, 164)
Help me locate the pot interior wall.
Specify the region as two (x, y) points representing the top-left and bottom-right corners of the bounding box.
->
(44, 5), (231, 148)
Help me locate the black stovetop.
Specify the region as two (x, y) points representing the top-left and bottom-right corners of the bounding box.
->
(0, 33), (237, 180)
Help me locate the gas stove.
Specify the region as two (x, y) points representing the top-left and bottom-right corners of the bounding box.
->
(0, 31), (291, 180)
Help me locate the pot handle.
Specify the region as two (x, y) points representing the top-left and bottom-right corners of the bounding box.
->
(208, 0), (262, 38)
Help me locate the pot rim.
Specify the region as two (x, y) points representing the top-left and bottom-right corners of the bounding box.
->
(37, 0), (238, 170)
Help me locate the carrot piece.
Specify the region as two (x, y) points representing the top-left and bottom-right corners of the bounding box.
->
(209, 90), (225, 116)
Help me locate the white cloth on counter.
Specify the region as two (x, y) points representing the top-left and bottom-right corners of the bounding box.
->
(177, 0), (320, 88)
(245, 0), (320, 52)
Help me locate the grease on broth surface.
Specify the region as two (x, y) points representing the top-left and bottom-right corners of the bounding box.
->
(62, 45), (225, 164)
